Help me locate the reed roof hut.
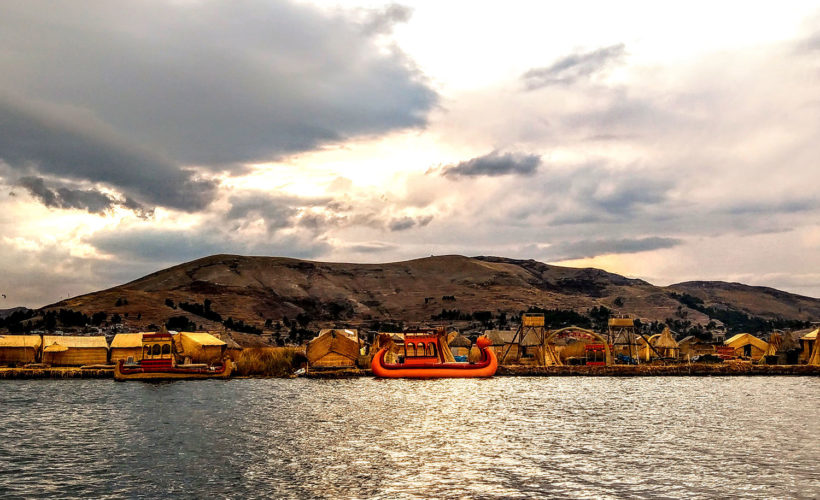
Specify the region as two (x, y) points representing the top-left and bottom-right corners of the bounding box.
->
(0, 335), (42, 366)
(110, 333), (145, 364)
(485, 330), (518, 359)
(654, 327), (679, 359)
(677, 336), (715, 359)
(42, 335), (108, 366)
(448, 333), (472, 357)
(724, 333), (768, 360)
(802, 328), (819, 365)
(306, 329), (360, 369)
(174, 331), (227, 364)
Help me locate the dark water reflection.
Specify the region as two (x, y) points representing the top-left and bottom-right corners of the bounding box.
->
(1, 377), (818, 499)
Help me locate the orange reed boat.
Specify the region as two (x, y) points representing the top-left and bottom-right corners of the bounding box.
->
(371, 334), (497, 379)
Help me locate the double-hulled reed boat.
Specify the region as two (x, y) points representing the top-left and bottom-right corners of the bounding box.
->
(371, 333), (497, 379)
(114, 331), (232, 381)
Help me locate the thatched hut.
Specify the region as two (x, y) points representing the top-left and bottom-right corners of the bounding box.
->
(176, 332), (227, 364)
(306, 329), (360, 369)
(677, 336), (715, 359)
(448, 334), (472, 357)
(42, 335), (108, 366)
(486, 330), (518, 360)
(0, 335), (42, 366)
(724, 333), (768, 360)
(654, 327), (679, 359)
(110, 333), (144, 364)
(801, 328), (819, 365)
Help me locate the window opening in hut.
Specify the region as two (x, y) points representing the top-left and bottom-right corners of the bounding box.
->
(428, 343), (437, 357)
(161, 344), (171, 355)
(152, 344), (161, 355)
(144, 345), (151, 357)
(407, 342), (416, 357)
(744, 344), (752, 357)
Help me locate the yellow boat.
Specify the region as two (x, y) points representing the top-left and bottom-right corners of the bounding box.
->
(114, 331), (232, 381)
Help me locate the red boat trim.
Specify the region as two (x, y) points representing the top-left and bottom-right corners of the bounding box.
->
(375, 348), (491, 371)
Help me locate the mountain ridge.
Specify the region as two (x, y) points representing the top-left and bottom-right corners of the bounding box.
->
(3, 254), (817, 336)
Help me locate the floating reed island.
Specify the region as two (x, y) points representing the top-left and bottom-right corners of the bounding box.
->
(1, 315), (818, 379)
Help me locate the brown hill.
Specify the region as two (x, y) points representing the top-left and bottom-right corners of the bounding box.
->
(36, 254), (820, 333)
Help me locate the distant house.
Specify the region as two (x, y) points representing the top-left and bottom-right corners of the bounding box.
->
(724, 333), (768, 360)
(306, 329), (360, 369)
(0, 335), (42, 366)
(42, 335), (108, 366)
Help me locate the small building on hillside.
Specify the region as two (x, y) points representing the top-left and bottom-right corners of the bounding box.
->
(306, 329), (360, 369)
(42, 335), (108, 366)
(176, 332), (227, 364)
(0, 335), (42, 366)
(724, 333), (768, 361)
(110, 333), (145, 364)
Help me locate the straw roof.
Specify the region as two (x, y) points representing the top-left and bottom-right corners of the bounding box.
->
(485, 330), (517, 345)
(110, 333), (144, 349)
(655, 328), (679, 349)
(178, 332), (226, 346)
(317, 329), (358, 342)
(449, 334), (472, 348)
(43, 343), (68, 352)
(800, 328), (818, 341)
(0, 335), (42, 348)
(42, 335), (108, 349)
(724, 333), (768, 352)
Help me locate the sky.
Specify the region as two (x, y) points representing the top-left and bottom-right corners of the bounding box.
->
(1, 0), (819, 307)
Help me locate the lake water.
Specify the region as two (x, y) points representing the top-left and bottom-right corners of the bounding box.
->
(0, 377), (818, 499)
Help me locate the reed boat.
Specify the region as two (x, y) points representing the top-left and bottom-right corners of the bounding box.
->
(371, 334), (497, 379)
(114, 331), (232, 381)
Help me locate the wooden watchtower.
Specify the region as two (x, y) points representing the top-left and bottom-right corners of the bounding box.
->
(501, 313), (546, 365)
(608, 315), (637, 363)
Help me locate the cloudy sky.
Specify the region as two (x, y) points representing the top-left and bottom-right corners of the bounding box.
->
(2, 0), (819, 307)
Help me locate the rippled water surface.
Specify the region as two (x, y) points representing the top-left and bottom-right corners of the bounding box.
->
(1, 377), (818, 499)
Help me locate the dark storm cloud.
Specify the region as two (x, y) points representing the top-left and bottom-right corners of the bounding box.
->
(18, 176), (119, 214)
(388, 215), (433, 231)
(0, 97), (217, 211)
(523, 44), (626, 89)
(442, 151), (542, 177)
(545, 237), (682, 261)
(0, 0), (437, 169)
(226, 193), (334, 233)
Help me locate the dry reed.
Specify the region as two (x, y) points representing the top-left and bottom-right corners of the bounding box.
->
(232, 347), (305, 377)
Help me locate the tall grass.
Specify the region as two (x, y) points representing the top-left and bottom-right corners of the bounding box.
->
(233, 347), (305, 377)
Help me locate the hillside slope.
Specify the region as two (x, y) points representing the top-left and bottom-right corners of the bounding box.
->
(25, 254), (819, 333)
